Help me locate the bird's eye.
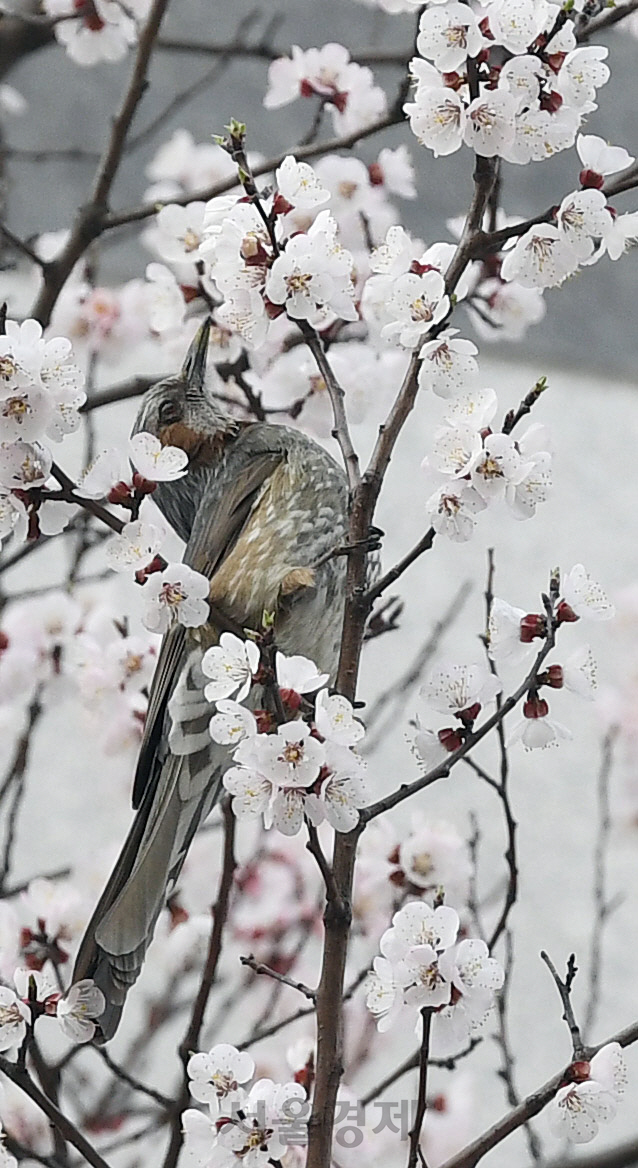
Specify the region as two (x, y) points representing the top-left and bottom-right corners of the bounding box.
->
(158, 398), (182, 425)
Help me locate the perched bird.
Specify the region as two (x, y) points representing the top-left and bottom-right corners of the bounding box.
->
(73, 319), (349, 1041)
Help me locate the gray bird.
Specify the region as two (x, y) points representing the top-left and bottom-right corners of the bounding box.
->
(73, 319), (349, 1041)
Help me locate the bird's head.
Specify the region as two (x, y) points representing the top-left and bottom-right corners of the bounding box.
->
(133, 318), (237, 463)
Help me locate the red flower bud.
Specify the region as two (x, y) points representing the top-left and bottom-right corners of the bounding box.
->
(179, 284), (200, 304)
(368, 162), (384, 186)
(409, 260), (437, 276)
(432, 1094), (448, 1113)
(545, 664), (564, 689)
(556, 601), (579, 624)
(546, 51), (567, 75)
(255, 709), (274, 734)
(108, 480), (132, 505)
(520, 613), (546, 642)
(458, 702), (481, 725)
(579, 168), (605, 191)
(263, 297), (286, 320)
(568, 1060), (591, 1084)
(523, 696), (549, 719)
(438, 727), (463, 752)
(331, 90), (348, 113)
(132, 472), (157, 495)
(540, 90), (563, 114)
(272, 192), (294, 217)
(280, 687), (302, 711)
(134, 554), (166, 585)
(0, 631), (8, 653)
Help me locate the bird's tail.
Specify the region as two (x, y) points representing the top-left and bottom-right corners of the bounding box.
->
(73, 762), (222, 1042)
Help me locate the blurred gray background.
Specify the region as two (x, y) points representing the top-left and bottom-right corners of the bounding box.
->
(2, 0), (638, 376)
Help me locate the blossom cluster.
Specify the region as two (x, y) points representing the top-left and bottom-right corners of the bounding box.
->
(405, 4), (608, 164)
(365, 900), (504, 1045)
(184, 1043), (308, 1167)
(0, 318), (85, 545)
(202, 634), (368, 835)
(412, 564), (614, 764)
(264, 42), (388, 137)
(548, 1043), (627, 1144)
(0, 969), (105, 1058)
(42, 0), (151, 67)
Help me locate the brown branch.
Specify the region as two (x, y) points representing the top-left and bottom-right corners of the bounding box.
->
(162, 799), (236, 1168)
(49, 463), (124, 534)
(439, 1020), (638, 1168)
(32, 0), (171, 328)
(366, 527), (436, 605)
(239, 954), (316, 1001)
(0, 1057), (112, 1168)
(408, 1008), (433, 1168)
(537, 1134), (638, 1168)
(579, 0), (638, 40)
(80, 375), (155, 412)
(0, 695), (41, 894)
(299, 322), (361, 491)
(156, 35), (412, 66)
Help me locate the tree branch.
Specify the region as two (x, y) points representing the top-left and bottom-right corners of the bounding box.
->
(0, 1057), (111, 1168)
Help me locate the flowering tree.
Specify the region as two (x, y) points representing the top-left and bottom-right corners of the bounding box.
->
(1, 2), (638, 1168)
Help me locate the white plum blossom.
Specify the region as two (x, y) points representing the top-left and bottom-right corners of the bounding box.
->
(76, 447), (129, 499)
(425, 483), (486, 542)
(444, 385), (498, 430)
(365, 956), (410, 1032)
(129, 432), (189, 481)
(562, 565), (615, 621)
(374, 145), (417, 199)
(489, 0), (549, 54)
(244, 721), (324, 787)
(43, 0), (143, 66)
(463, 91), (517, 159)
(216, 289), (270, 350)
(594, 209), (638, 263)
(0, 987), (30, 1059)
(576, 134), (634, 179)
(201, 633), (260, 703)
(142, 564), (210, 633)
(209, 700), (257, 746)
(276, 156), (330, 208)
(418, 330), (479, 398)
(469, 277), (546, 342)
(427, 423), (482, 479)
(416, 3), (483, 73)
(421, 660), (502, 716)
(548, 1044), (627, 1144)
(305, 743), (368, 831)
(0, 441), (52, 490)
(187, 1043), (254, 1115)
(57, 980), (105, 1043)
(145, 263), (187, 333)
(501, 225), (580, 289)
(275, 652), (329, 695)
(488, 598), (533, 666)
(404, 86), (466, 158)
(314, 688), (365, 746)
(562, 645), (597, 699)
(0, 490), (28, 544)
(556, 46), (610, 111)
(382, 270), (449, 348)
(439, 938), (505, 995)
(265, 212), (357, 324)
(104, 520), (164, 572)
(557, 190), (611, 261)
(381, 901), (460, 961)
(506, 450), (553, 519)
(508, 707), (573, 750)
(150, 202), (207, 265)
(397, 819), (471, 899)
(471, 433), (532, 503)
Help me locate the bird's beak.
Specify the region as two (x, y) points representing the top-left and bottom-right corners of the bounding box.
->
(181, 317), (212, 392)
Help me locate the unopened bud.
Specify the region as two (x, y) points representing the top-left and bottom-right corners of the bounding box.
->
(458, 702), (481, 725)
(272, 192), (294, 217)
(520, 613), (546, 642)
(0, 631), (8, 653)
(556, 600), (579, 624)
(108, 480), (132, 505)
(132, 472), (157, 495)
(523, 695), (549, 719)
(438, 727), (463, 752)
(568, 1060), (591, 1083)
(544, 665), (564, 689)
(280, 687), (302, 711)
(368, 162), (384, 186)
(579, 168), (604, 190)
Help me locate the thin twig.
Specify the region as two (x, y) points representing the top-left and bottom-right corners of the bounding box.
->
(584, 729), (619, 1039)
(540, 951), (586, 1059)
(408, 1008), (433, 1168)
(239, 955), (316, 1001)
(0, 1057), (111, 1168)
(494, 931), (543, 1161)
(0, 220), (46, 267)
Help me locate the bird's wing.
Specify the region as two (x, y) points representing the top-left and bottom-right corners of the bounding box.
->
(131, 448), (284, 811)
